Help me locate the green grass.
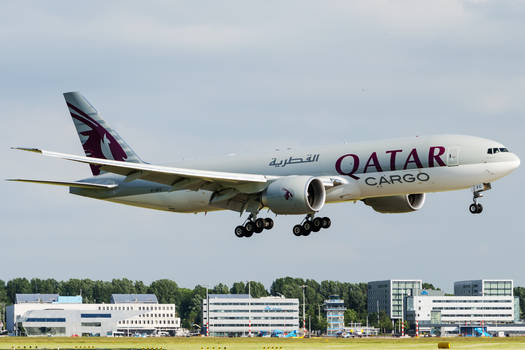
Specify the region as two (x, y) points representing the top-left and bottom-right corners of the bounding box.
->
(0, 336), (524, 350)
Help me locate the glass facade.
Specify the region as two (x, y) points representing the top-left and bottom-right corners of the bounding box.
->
(24, 327), (66, 336)
(483, 281), (513, 296)
(454, 280), (513, 297)
(391, 281), (421, 319)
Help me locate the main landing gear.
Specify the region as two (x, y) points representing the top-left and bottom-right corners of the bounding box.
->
(293, 215), (331, 237)
(469, 183), (491, 215)
(234, 215), (274, 238)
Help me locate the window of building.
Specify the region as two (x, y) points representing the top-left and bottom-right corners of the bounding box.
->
(26, 318), (66, 323)
(81, 313), (111, 318)
(81, 322), (101, 327)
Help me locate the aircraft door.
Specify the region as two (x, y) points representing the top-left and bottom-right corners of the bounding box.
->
(447, 147), (459, 166)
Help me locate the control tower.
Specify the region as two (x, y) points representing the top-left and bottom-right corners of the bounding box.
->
(324, 295), (346, 336)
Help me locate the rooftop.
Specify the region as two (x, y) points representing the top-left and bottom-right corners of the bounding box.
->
(110, 294), (158, 304)
(16, 294), (59, 304)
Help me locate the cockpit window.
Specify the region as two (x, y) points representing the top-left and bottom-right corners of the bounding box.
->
(488, 147), (509, 154)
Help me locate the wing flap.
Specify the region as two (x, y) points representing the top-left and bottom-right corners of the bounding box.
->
(7, 179), (118, 190)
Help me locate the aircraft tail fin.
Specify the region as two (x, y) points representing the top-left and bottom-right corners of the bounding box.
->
(63, 91), (143, 176)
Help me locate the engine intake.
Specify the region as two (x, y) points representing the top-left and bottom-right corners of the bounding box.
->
(363, 193), (425, 213)
(262, 176), (326, 214)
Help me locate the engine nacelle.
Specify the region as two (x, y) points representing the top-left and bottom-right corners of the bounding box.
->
(363, 193), (425, 213)
(262, 176), (326, 214)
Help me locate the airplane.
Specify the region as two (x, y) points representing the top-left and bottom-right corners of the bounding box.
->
(8, 92), (520, 238)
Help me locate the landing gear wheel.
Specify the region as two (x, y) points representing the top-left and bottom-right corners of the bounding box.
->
(255, 218), (265, 230)
(321, 217), (331, 229)
(312, 218), (322, 232)
(244, 230), (253, 237)
(302, 221), (312, 236)
(245, 221), (255, 233)
(264, 218), (274, 230)
(293, 225), (303, 236)
(234, 225), (246, 238)
(254, 226), (264, 234)
(476, 203), (483, 214)
(469, 204), (480, 214)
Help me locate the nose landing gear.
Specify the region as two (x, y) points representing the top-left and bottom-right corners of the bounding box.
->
(469, 183), (491, 215)
(469, 202), (483, 214)
(234, 215), (274, 238)
(293, 215), (331, 237)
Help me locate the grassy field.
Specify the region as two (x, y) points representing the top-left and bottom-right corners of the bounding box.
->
(1, 337), (525, 350)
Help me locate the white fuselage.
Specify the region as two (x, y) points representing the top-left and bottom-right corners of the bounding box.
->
(80, 134), (519, 213)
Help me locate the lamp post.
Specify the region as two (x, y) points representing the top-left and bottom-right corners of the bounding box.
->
(205, 287), (209, 337)
(301, 285), (307, 336)
(401, 289), (405, 337)
(0, 303), (4, 332)
(248, 281), (251, 337)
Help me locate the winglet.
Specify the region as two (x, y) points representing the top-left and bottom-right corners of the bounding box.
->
(11, 147), (43, 154)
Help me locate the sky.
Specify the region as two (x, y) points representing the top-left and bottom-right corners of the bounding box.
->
(1, 0), (524, 294)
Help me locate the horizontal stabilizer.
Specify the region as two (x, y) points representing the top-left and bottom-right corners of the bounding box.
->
(6, 179), (118, 190)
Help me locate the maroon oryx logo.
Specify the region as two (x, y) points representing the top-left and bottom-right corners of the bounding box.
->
(282, 188), (293, 200)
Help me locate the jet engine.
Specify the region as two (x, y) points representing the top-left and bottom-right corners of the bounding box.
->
(362, 193), (425, 213)
(262, 176), (326, 214)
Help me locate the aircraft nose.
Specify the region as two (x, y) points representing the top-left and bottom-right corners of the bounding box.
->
(511, 153), (520, 170)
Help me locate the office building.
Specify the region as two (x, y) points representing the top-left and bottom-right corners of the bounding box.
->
(202, 294), (299, 337)
(6, 293), (180, 337)
(406, 294), (518, 325)
(367, 280), (422, 320)
(454, 280), (513, 297)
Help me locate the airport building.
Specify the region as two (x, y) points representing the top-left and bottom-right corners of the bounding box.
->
(405, 279), (520, 326)
(6, 293), (180, 337)
(454, 279), (514, 297)
(405, 294), (519, 325)
(202, 294), (299, 337)
(367, 279), (422, 320)
(324, 295), (346, 336)
(368, 279), (521, 328)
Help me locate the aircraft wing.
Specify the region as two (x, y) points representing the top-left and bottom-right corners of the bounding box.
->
(7, 179), (118, 190)
(13, 147), (271, 192)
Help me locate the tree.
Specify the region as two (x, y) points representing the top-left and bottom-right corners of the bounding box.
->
(149, 279), (179, 304)
(211, 283), (229, 294)
(0, 280), (8, 305)
(344, 309), (358, 324)
(30, 278), (59, 294)
(378, 310), (393, 333)
(347, 283), (367, 315)
(6, 278), (31, 304)
(134, 281), (148, 294)
(111, 278), (136, 295)
(248, 281), (268, 297)
(230, 282), (246, 294)
(58, 279), (83, 296)
(92, 280), (112, 303)
(422, 282), (440, 290)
